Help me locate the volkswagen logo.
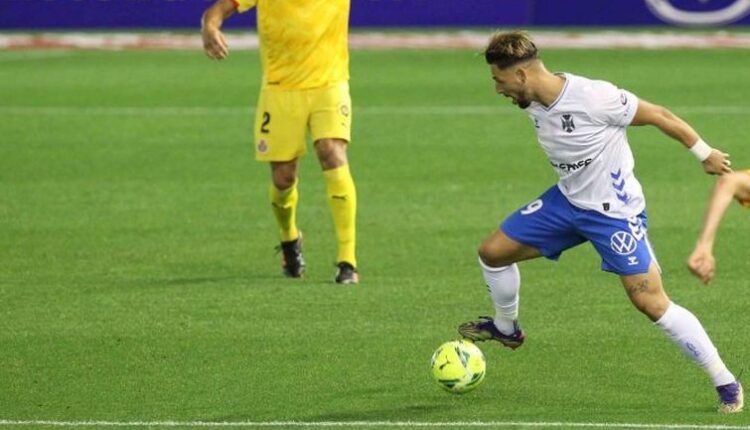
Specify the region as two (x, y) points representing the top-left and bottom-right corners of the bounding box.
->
(645, 0), (750, 25)
(610, 231), (638, 256)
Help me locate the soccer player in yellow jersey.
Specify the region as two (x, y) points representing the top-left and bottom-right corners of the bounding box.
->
(688, 170), (750, 284)
(201, 0), (359, 284)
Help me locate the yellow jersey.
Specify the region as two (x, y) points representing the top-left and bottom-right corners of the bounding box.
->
(233, 0), (350, 90)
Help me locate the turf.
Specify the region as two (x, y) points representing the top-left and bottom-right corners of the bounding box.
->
(0, 47), (749, 428)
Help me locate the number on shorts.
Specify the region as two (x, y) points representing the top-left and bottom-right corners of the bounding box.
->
(520, 199), (543, 215)
(260, 111), (271, 134)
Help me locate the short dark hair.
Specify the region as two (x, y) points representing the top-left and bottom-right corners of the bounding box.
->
(484, 30), (538, 69)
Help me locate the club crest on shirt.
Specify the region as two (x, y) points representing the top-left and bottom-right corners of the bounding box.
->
(561, 114), (575, 133)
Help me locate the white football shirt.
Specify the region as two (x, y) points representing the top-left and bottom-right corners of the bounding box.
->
(525, 73), (644, 218)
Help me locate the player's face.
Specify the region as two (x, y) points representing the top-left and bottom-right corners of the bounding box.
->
(490, 64), (530, 109)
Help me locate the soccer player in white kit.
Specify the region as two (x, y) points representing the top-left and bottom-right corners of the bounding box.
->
(458, 31), (742, 413)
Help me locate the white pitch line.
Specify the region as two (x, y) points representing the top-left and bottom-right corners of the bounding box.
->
(0, 105), (749, 116)
(1, 420), (750, 429)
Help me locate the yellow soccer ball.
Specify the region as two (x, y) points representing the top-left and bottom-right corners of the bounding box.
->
(430, 340), (486, 393)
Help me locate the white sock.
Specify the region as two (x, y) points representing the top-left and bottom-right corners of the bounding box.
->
(479, 258), (520, 336)
(655, 302), (735, 387)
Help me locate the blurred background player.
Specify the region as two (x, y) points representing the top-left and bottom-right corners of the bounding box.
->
(688, 170), (750, 284)
(458, 31), (742, 413)
(201, 0), (359, 284)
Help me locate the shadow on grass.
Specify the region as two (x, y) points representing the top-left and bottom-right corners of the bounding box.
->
(305, 403), (445, 422)
(112, 273), (294, 290)
(207, 401), (447, 423)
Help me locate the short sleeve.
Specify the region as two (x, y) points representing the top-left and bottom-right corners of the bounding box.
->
(233, 0), (257, 13)
(587, 81), (639, 127)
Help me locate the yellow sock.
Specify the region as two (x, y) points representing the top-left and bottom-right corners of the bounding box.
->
(323, 164), (357, 267)
(269, 180), (299, 242)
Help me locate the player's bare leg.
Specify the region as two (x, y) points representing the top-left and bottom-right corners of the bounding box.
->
(270, 159), (298, 190)
(621, 262), (742, 413)
(620, 262), (669, 321)
(270, 159), (304, 278)
(478, 229), (542, 267)
(314, 138), (348, 171)
(314, 138), (358, 284)
(459, 230), (541, 348)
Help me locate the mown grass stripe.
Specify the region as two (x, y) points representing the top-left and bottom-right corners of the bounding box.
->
(1, 420), (749, 429)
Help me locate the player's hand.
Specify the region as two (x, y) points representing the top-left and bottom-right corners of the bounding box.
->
(202, 27), (229, 60)
(702, 149), (732, 175)
(687, 246), (716, 284)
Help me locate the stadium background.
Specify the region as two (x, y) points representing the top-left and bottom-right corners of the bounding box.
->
(2, 1), (750, 429)
(3, 0), (750, 28)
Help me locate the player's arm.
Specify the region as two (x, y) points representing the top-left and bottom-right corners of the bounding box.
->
(688, 172), (750, 284)
(201, 0), (238, 60)
(630, 99), (732, 175)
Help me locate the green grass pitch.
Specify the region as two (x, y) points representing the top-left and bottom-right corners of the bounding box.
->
(1, 47), (749, 428)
